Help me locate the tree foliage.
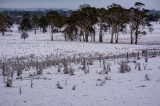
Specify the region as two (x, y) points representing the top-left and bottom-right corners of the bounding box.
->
(20, 14), (32, 31)
(47, 11), (64, 41)
(39, 16), (49, 33)
(0, 13), (12, 35)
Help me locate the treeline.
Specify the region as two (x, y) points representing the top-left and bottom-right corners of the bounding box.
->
(0, 2), (160, 44)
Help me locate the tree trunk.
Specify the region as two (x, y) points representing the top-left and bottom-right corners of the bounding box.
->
(70, 34), (73, 41)
(51, 26), (53, 41)
(93, 25), (96, 42)
(34, 28), (37, 34)
(80, 28), (83, 41)
(64, 34), (67, 41)
(51, 20), (54, 41)
(83, 34), (85, 41)
(130, 32), (133, 44)
(42, 28), (45, 33)
(109, 27), (111, 34)
(85, 31), (88, 42)
(110, 32), (114, 43)
(99, 22), (103, 43)
(110, 27), (114, 43)
(135, 29), (138, 44)
(135, 19), (139, 45)
(115, 33), (119, 43)
(115, 27), (119, 43)
(135, 35), (138, 44)
(2, 31), (4, 36)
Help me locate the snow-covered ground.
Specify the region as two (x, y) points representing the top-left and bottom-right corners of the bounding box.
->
(0, 56), (160, 106)
(0, 22), (160, 106)
(0, 22), (160, 59)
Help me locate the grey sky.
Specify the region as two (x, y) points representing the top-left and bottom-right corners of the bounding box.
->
(0, 0), (160, 10)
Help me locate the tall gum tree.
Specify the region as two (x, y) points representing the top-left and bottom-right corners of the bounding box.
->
(0, 13), (12, 36)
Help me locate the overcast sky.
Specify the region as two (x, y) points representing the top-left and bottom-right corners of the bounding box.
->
(0, 0), (160, 10)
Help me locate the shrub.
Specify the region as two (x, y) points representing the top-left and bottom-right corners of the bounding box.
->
(145, 74), (151, 81)
(6, 78), (12, 87)
(119, 62), (131, 73)
(56, 81), (63, 89)
(21, 32), (29, 40)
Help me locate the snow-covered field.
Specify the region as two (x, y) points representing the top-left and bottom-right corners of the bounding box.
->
(0, 56), (160, 106)
(0, 22), (160, 106)
(0, 22), (160, 59)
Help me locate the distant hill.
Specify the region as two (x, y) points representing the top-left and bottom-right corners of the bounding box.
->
(0, 8), (74, 12)
(0, 8), (74, 17)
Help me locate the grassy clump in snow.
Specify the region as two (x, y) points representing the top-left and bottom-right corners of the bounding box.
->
(118, 61), (131, 73)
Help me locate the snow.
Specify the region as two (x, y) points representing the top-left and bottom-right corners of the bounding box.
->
(0, 22), (160, 106)
(0, 56), (160, 106)
(0, 22), (160, 59)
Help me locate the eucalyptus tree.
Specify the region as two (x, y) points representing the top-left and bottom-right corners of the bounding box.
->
(127, 8), (136, 44)
(128, 2), (150, 44)
(47, 11), (63, 41)
(72, 10), (86, 41)
(0, 13), (13, 36)
(63, 5), (97, 42)
(97, 8), (108, 43)
(20, 13), (32, 32)
(31, 15), (39, 34)
(38, 16), (49, 33)
(79, 4), (98, 42)
(107, 4), (128, 43)
(69, 10), (88, 41)
(63, 14), (78, 41)
(114, 8), (128, 43)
